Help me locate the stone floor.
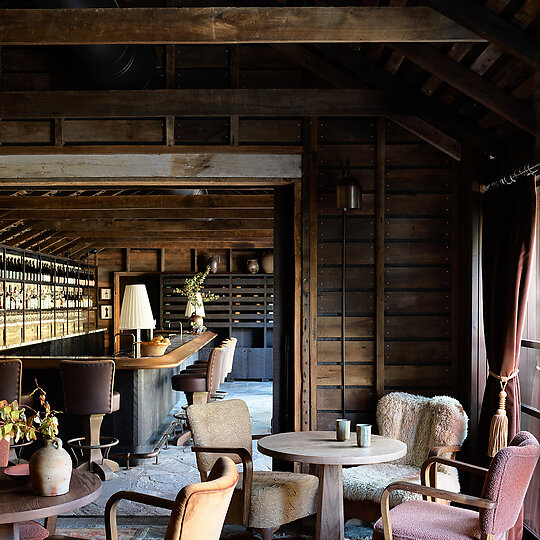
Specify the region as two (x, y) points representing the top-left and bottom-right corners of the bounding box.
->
(54, 381), (372, 539)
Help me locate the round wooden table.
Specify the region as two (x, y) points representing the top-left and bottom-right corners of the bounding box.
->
(258, 431), (406, 540)
(0, 468), (102, 540)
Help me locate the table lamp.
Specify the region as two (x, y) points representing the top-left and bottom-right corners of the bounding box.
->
(119, 284), (155, 358)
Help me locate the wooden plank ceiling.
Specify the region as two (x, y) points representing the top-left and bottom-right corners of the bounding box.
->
(0, 0), (537, 258)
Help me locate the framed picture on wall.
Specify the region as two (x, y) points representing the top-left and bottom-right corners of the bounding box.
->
(100, 305), (112, 320)
(100, 288), (112, 300)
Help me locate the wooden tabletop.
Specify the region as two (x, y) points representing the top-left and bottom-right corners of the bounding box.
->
(257, 432), (407, 466)
(0, 469), (102, 524)
(9, 331), (216, 370)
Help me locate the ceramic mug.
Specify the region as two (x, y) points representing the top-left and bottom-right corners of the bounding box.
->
(336, 419), (351, 441)
(356, 423), (371, 447)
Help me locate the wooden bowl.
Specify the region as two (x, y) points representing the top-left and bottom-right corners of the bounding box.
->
(140, 342), (170, 357)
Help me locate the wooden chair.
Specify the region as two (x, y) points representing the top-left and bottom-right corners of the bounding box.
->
(187, 399), (319, 540)
(343, 392), (468, 522)
(50, 456), (239, 540)
(372, 431), (540, 540)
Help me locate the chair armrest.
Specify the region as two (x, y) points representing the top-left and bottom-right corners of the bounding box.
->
(380, 481), (496, 540)
(428, 445), (462, 458)
(105, 490), (175, 540)
(191, 445), (253, 526)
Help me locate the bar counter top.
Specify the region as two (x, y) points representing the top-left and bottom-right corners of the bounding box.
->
(6, 331), (216, 370)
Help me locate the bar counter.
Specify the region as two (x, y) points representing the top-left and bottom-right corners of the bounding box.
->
(9, 331), (216, 455)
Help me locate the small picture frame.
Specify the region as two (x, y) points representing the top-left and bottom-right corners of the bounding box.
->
(100, 305), (112, 320)
(100, 288), (112, 300)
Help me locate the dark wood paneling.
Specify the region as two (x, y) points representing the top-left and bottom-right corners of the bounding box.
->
(318, 217), (375, 242)
(385, 266), (450, 289)
(317, 387), (375, 411)
(318, 243), (374, 265)
(317, 316), (374, 338)
(385, 315), (450, 338)
(318, 168), (375, 192)
(317, 340), (374, 362)
(318, 266), (375, 290)
(318, 118), (375, 144)
(239, 119), (302, 144)
(385, 143), (451, 167)
(319, 194), (375, 215)
(0, 120), (52, 144)
(317, 363), (374, 386)
(385, 169), (451, 192)
(175, 118), (229, 144)
(317, 291), (375, 313)
(385, 242), (450, 265)
(385, 218), (450, 240)
(384, 365), (451, 388)
(386, 194), (451, 215)
(64, 119), (164, 144)
(384, 341), (451, 364)
(318, 144), (375, 165)
(385, 291), (450, 314)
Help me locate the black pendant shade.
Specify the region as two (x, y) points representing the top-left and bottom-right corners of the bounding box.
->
(337, 159), (362, 210)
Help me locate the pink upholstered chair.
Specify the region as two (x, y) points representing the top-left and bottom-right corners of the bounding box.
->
(372, 431), (540, 540)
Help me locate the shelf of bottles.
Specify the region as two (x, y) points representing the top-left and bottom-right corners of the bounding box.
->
(0, 246), (98, 350)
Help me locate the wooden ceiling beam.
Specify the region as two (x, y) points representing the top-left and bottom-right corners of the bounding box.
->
(271, 43), (461, 160)
(49, 238), (84, 256)
(0, 89), (405, 119)
(85, 240), (273, 249)
(3, 228), (48, 247)
(19, 230), (60, 251)
(325, 45), (504, 156)
(0, 194), (272, 210)
(426, 0), (539, 68)
(0, 151), (300, 180)
(29, 219), (274, 233)
(0, 7), (483, 46)
(0, 178), (293, 187)
(48, 231), (273, 240)
(0, 224), (30, 244)
(0, 209), (274, 220)
(392, 43), (538, 137)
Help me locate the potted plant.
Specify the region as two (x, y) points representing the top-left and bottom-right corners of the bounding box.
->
(173, 265), (218, 333)
(0, 381), (72, 496)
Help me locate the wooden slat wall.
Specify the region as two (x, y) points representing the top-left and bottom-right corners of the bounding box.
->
(315, 118), (454, 430)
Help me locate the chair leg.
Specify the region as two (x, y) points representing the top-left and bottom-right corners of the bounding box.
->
(256, 527), (278, 540)
(82, 413), (118, 481)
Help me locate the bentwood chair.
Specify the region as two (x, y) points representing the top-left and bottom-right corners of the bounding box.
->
(60, 360), (121, 481)
(343, 392), (468, 522)
(50, 456), (239, 540)
(187, 399), (319, 540)
(372, 431), (540, 540)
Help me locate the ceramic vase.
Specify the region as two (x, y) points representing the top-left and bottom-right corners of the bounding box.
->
(188, 314), (204, 333)
(29, 438), (72, 496)
(247, 259), (259, 274)
(208, 254), (220, 274)
(261, 252), (274, 274)
(0, 437), (9, 467)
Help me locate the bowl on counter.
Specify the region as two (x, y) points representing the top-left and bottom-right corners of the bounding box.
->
(140, 341), (170, 357)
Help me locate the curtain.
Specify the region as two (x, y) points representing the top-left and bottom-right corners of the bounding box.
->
(478, 175), (537, 540)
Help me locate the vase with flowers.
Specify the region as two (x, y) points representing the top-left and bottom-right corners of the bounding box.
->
(0, 380), (71, 496)
(173, 265), (218, 333)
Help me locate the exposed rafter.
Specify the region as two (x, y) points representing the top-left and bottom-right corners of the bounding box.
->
(0, 7), (484, 45)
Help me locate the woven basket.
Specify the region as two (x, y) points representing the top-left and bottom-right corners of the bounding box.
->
(140, 342), (170, 357)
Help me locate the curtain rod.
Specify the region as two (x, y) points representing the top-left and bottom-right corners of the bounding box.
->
(485, 161), (540, 191)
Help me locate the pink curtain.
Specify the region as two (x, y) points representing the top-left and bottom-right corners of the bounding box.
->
(478, 175), (537, 540)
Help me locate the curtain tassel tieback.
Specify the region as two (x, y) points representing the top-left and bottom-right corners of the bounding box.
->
(487, 369), (519, 457)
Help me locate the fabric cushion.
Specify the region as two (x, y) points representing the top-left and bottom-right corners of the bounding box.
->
(111, 391), (120, 412)
(226, 471), (319, 529)
(343, 463), (460, 507)
(19, 520), (49, 540)
(372, 500), (504, 540)
(172, 373), (207, 393)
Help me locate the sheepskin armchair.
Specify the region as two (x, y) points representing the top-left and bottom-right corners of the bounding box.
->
(343, 392), (468, 523)
(187, 399), (319, 540)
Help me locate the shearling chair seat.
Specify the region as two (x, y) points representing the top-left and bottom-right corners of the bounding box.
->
(343, 392), (468, 521)
(187, 399), (318, 540)
(227, 470), (319, 529)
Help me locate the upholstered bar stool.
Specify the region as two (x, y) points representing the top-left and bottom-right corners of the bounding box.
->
(60, 359), (120, 481)
(171, 347), (224, 406)
(184, 341), (231, 390)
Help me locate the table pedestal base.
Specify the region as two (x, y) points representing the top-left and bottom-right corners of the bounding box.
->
(316, 464), (344, 540)
(0, 523), (19, 540)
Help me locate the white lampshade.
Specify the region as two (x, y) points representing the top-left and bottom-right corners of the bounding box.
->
(185, 292), (205, 317)
(119, 284), (155, 330)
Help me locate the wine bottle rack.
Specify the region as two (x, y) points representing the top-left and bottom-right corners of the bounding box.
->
(0, 245), (98, 350)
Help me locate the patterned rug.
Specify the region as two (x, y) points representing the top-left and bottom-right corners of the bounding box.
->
(56, 523), (372, 540)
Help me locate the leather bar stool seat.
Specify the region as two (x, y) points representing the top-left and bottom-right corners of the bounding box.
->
(171, 347), (224, 406)
(60, 359), (121, 481)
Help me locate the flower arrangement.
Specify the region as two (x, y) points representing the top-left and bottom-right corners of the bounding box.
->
(173, 264), (218, 309)
(0, 380), (59, 442)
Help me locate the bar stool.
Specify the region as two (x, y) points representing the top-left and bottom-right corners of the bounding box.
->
(184, 341), (231, 389)
(60, 359), (120, 481)
(171, 347), (224, 406)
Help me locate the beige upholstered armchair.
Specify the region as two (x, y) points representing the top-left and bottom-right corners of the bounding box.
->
(187, 399), (319, 540)
(343, 392), (468, 523)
